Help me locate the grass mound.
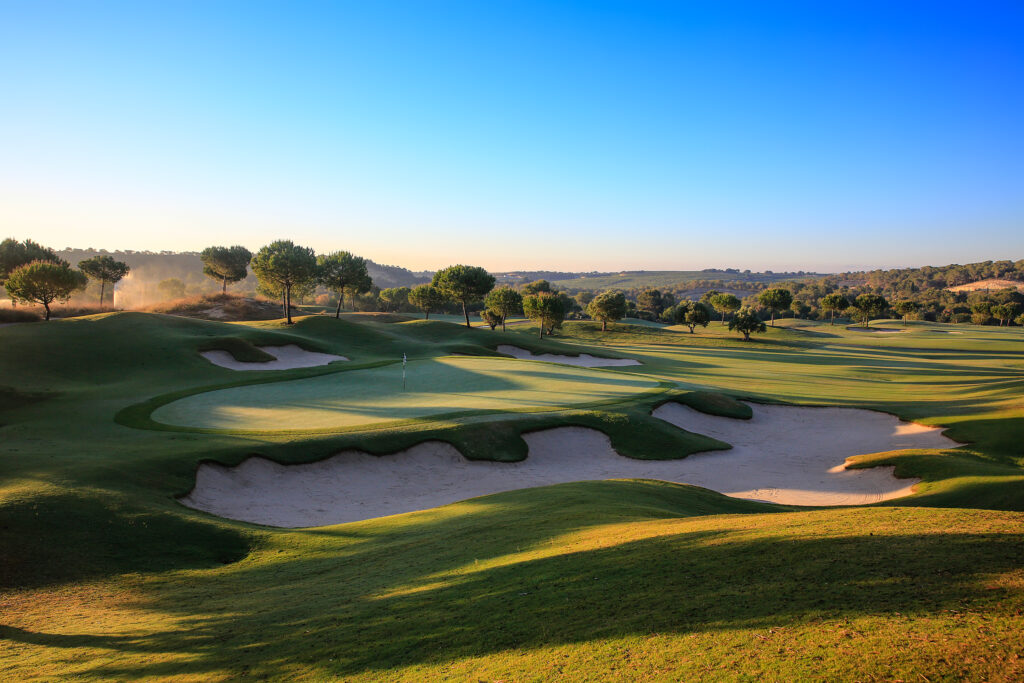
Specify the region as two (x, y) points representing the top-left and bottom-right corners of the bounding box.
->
(0, 494), (251, 590)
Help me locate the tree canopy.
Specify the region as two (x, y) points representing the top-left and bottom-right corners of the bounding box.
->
(251, 240), (318, 324)
(379, 286), (410, 312)
(484, 287), (523, 331)
(819, 293), (849, 325)
(317, 251), (372, 318)
(708, 293), (742, 323)
(4, 261), (87, 320)
(637, 289), (665, 318)
(78, 254), (130, 305)
(520, 279), (552, 295)
(851, 293), (889, 328)
(408, 284), (447, 320)
(480, 308), (503, 330)
(523, 292), (566, 338)
(669, 300), (712, 333)
(892, 300), (921, 326)
(728, 309), (767, 341)
(432, 265), (495, 328)
(757, 288), (793, 327)
(200, 246), (252, 293)
(586, 291), (627, 331)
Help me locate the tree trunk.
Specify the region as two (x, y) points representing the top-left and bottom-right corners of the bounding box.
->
(335, 294), (343, 319)
(99, 280), (105, 307)
(425, 310), (429, 320)
(770, 309), (775, 327)
(743, 331), (750, 341)
(721, 311), (726, 324)
(286, 286), (293, 324)
(602, 320), (607, 331)
(222, 277), (228, 294)
(43, 301), (51, 321)
(538, 324), (543, 338)
(830, 310), (835, 325)
(501, 316), (506, 332)
(462, 301), (470, 328)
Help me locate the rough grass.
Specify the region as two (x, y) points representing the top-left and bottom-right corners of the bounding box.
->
(1, 312), (1023, 680)
(144, 293), (287, 321)
(0, 308), (41, 323)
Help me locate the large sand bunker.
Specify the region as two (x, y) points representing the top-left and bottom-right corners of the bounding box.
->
(181, 403), (959, 527)
(201, 344), (347, 370)
(497, 344), (641, 367)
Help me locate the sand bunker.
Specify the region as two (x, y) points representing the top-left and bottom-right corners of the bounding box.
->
(201, 344), (347, 371)
(497, 344), (641, 367)
(181, 403), (959, 527)
(846, 327), (906, 334)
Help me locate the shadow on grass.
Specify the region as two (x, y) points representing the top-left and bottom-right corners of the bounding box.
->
(6, 483), (1022, 680)
(0, 494), (251, 590)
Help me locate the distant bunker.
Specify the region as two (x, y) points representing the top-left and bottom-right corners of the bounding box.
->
(497, 344), (642, 367)
(202, 344), (348, 370)
(181, 402), (960, 527)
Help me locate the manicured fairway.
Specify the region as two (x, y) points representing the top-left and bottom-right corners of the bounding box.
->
(2, 312), (1023, 681)
(151, 356), (662, 432)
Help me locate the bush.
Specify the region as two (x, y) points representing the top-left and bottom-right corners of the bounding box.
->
(0, 307), (42, 323)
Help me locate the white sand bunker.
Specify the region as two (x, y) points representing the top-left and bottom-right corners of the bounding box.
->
(181, 403), (959, 527)
(497, 344), (641, 367)
(201, 344), (347, 371)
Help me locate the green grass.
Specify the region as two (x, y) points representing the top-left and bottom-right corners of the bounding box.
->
(150, 356), (664, 432)
(1, 310), (1023, 680)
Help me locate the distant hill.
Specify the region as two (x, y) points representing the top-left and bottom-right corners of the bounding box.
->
(542, 269), (823, 292)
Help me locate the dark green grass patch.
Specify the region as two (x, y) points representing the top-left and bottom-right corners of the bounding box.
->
(0, 494), (251, 589)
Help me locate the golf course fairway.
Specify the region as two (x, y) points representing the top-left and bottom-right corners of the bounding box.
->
(151, 356), (662, 432)
(2, 312), (1023, 681)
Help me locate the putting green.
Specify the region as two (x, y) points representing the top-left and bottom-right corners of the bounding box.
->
(150, 356), (661, 432)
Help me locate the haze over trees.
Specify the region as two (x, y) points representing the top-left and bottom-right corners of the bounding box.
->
(757, 288), (793, 327)
(523, 291), (567, 338)
(78, 255), (130, 306)
(729, 309), (767, 341)
(484, 287), (523, 332)
(432, 265), (496, 328)
(317, 251), (372, 317)
(200, 246), (253, 293)
(4, 261), (88, 320)
(586, 291), (627, 331)
(251, 240), (318, 324)
(408, 284), (447, 320)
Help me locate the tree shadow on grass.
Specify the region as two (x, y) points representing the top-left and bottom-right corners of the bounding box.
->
(8, 483), (1023, 680)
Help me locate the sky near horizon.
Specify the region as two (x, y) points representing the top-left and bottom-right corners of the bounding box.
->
(1, 1), (1022, 273)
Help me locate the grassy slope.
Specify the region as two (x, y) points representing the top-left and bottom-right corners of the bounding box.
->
(1, 312), (1023, 680)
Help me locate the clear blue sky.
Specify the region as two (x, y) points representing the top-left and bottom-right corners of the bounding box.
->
(1, 1), (1021, 272)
